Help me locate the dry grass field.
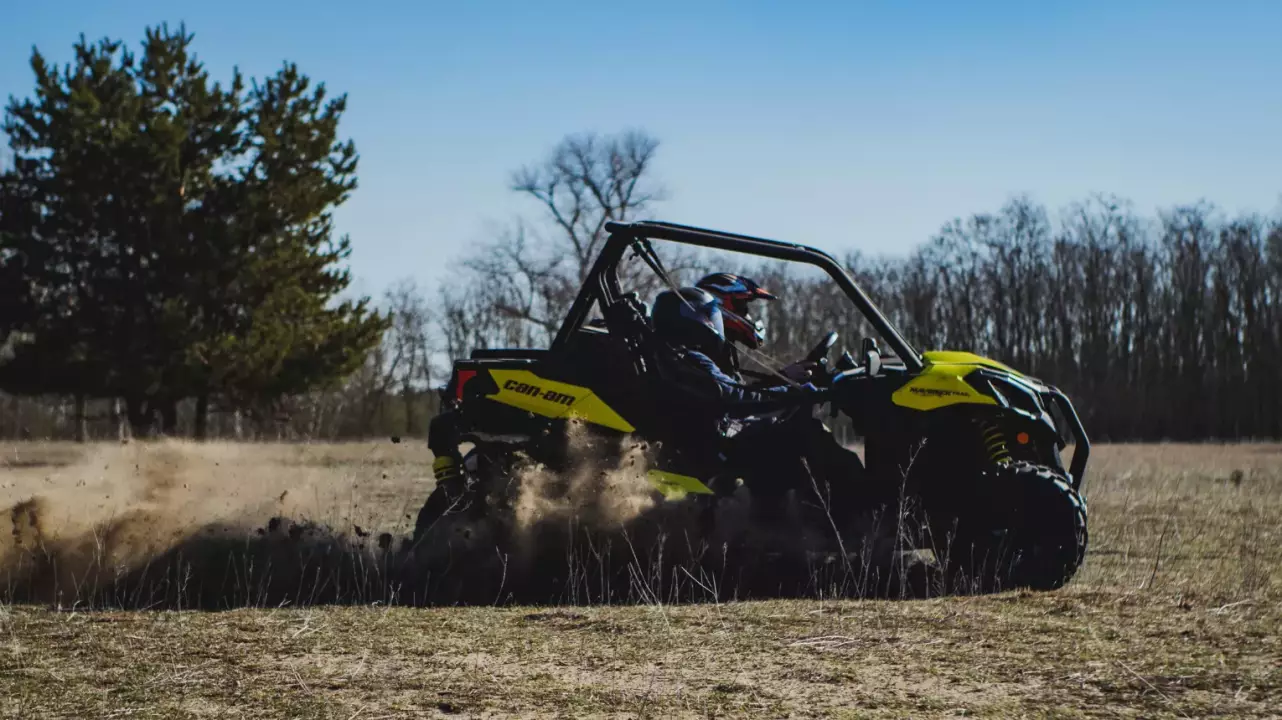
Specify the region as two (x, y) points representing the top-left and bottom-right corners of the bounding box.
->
(0, 439), (1279, 718)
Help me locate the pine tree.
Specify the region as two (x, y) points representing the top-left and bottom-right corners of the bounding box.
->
(0, 25), (387, 437)
(187, 62), (387, 435)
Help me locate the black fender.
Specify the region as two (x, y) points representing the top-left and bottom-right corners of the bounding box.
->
(427, 408), (463, 458)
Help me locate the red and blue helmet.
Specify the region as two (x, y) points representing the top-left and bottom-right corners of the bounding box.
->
(695, 273), (776, 348)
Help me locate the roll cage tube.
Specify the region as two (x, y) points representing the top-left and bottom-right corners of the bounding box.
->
(551, 230), (628, 347)
(551, 220), (925, 373)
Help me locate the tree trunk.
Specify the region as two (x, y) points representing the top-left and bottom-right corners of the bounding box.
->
(126, 397), (153, 439)
(403, 383), (416, 437)
(115, 398), (130, 443)
(6, 395), (18, 438)
(194, 394), (209, 441)
(232, 409), (243, 441)
(73, 394), (87, 443)
(159, 400), (179, 436)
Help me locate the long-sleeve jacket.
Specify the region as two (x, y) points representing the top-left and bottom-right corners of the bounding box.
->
(667, 347), (822, 418)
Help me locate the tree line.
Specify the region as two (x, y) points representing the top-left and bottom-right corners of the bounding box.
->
(3, 25), (1278, 443)
(439, 185), (1282, 443)
(751, 197), (1282, 441)
(429, 134), (1282, 442)
(0, 277), (435, 442)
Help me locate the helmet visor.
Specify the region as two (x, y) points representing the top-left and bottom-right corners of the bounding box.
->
(676, 292), (725, 342)
(708, 302), (725, 339)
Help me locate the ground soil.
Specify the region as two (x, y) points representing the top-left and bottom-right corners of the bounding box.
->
(1, 440), (1279, 718)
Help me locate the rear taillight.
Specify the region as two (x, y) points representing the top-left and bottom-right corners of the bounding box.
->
(454, 370), (477, 402)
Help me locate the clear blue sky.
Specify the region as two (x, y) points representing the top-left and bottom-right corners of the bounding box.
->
(4, 1), (1280, 301)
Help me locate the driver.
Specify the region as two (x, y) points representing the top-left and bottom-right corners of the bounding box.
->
(695, 273), (816, 384)
(649, 287), (871, 517)
(649, 286), (822, 416)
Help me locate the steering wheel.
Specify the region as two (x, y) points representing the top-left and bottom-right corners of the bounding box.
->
(803, 330), (839, 364)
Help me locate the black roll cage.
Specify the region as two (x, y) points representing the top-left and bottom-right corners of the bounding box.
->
(550, 220), (925, 373)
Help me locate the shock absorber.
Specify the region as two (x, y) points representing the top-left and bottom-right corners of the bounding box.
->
(432, 455), (463, 487)
(980, 421), (1012, 465)
(428, 411), (464, 489)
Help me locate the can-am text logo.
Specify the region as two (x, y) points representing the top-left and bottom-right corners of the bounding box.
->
(504, 379), (576, 406)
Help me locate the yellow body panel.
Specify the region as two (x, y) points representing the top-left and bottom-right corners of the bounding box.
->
(921, 350), (1021, 376)
(486, 369), (636, 433)
(646, 470), (714, 500)
(892, 354), (1001, 411)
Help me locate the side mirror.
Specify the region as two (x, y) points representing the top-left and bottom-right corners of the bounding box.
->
(861, 337), (882, 377)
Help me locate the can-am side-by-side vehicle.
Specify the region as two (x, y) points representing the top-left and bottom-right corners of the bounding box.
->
(416, 220), (1090, 593)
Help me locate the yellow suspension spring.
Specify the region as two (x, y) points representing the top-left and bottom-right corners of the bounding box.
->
(433, 456), (462, 485)
(980, 421), (1012, 464)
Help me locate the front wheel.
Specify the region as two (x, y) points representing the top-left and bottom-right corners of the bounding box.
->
(942, 462), (1088, 593)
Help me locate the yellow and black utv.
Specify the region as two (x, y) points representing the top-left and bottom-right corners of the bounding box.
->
(418, 220), (1090, 593)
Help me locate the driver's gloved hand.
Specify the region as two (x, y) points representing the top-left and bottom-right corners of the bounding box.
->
(781, 361), (817, 383)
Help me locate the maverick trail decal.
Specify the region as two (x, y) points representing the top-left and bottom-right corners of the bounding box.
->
(890, 361), (998, 410)
(910, 387), (968, 398)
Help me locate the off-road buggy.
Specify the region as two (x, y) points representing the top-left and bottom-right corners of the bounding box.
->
(417, 221), (1090, 593)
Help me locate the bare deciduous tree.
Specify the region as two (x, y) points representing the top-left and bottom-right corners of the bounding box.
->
(441, 130), (670, 350)
(512, 130), (665, 282)
(383, 278), (435, 434)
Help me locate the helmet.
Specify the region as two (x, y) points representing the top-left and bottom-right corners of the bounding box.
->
(695, 273), (776, 348)
(651, 287), (725, 354)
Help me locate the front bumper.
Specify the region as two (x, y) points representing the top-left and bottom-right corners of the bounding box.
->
(970, 369), (1092, 491)
(1042, 387), (1090, 490)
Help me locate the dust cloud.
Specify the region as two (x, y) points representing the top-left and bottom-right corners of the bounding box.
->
(408, 420), (911, 604)
(1, 430), (909, 610)
(0, 440), (383, 608)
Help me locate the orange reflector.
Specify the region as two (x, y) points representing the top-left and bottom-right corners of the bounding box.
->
(1016, 432), (1030, 445)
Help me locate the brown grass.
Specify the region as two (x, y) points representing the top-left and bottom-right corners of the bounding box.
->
(0, 440), (1279, 718)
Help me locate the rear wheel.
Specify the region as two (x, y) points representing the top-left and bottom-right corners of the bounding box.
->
(412, 450), (513, 547)
(942, 461), (1087, 593)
